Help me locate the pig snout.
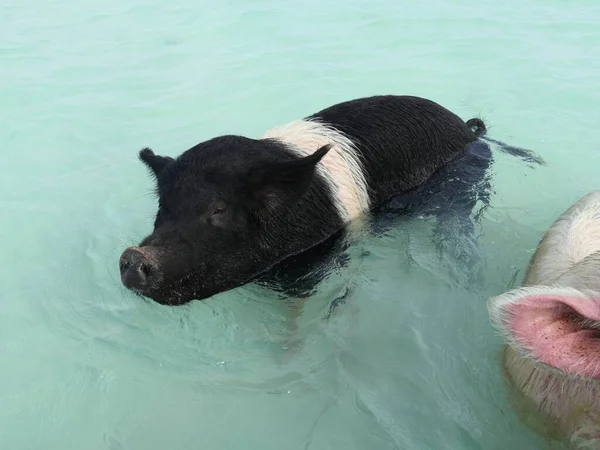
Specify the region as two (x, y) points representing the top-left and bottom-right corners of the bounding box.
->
(119, 247), (159, 292)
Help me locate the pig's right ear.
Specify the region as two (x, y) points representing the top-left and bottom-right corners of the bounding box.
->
(247, 144), (332, 213)
(139, 148), (174, 178)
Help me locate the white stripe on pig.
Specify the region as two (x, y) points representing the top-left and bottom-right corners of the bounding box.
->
(262, 119), (370, 224)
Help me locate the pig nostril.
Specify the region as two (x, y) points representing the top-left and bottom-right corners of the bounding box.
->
(139, 263), (152, 278)
(120, 260), (131, 273)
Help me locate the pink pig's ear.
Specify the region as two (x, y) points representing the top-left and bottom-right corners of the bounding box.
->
(246, 144), (332, 213)
(488, 285), (600, 379)
(139, 148), (174, 178)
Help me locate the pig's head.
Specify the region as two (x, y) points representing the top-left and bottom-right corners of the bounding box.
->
(119, 135), (333, 305)
(488, 276), (600, 445)
(487, 192), (600, 447)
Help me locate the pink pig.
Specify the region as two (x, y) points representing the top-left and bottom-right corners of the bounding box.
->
(489, 190), (600, 449)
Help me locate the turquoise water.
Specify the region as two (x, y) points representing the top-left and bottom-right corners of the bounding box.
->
(2, 0), (600, 448)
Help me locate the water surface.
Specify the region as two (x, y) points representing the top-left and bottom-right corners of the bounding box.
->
(2, 1), (600, 449)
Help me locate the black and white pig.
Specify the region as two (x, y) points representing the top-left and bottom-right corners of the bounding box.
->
(119, 95), (543, 305)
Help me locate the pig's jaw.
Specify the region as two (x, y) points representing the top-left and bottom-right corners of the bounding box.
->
(489, 286), (600, 380)
(503, 346), (600, 448)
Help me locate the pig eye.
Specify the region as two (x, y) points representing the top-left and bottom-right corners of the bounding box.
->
(211, 201), (227, 218)
(209, 202), (228, 228)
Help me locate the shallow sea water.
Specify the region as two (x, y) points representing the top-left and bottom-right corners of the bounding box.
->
(2, 0), (600, 449)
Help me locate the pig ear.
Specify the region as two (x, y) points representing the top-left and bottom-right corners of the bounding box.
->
(248, 144), (332, 213)
(139, 148), (174, 178)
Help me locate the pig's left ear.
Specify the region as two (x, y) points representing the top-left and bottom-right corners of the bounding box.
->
(139, 148), (174, 178)
(248, 144), (332, 213)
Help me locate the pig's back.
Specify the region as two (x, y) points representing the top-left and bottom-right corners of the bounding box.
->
(307, 95), (479, 204)
(524, 190), (600, 286)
